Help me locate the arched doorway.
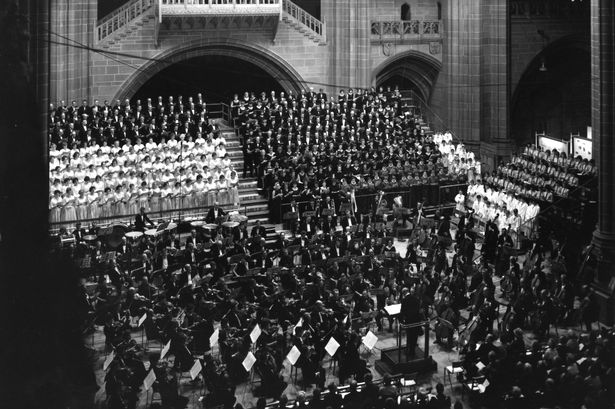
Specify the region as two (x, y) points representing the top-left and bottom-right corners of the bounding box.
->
(132, 55), (284, 104)
(511, 36), (590, 146)
(115, 39), (306, 103)
(372, 51), (441, 103)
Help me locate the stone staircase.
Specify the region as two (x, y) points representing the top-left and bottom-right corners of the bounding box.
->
(280, 15), (326, 46)
(281, 0), (327, 46)
(218, 126), (278, 241)
(95, 0), (156, 48)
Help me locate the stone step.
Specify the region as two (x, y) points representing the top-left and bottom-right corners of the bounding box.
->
(238, 180), (257, 189)
(244, 202), (269, 212)
(239, 192), (260, 201)
(246, 209), (269, 220)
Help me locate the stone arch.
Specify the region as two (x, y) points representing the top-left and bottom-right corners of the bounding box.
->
(511, 34), (590, 145)
(114, 38), (307, 101)
(511, 34), (590, 108)
(372, 50), (442, 103)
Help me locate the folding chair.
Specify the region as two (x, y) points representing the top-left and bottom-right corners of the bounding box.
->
(462, 375), (486, 398)
(444, 361), (464, 389)
(401, 372), (418, 395)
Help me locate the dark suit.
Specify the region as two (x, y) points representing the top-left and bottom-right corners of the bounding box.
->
(185, 236), (201, 247)
(205, 206), (226, 223)
(401, 293), (422, 358)
(135, 212), (153, 231)
(251, 225), (267, 238)
(72, 228), (86, 243)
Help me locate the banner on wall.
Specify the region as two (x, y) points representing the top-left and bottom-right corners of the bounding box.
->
(587, 126), (592, 140)
(572, 137), (593, 160)
(537, 134), (569, 155)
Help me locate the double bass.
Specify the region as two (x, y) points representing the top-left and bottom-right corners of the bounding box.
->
(458, 315), (480, 349)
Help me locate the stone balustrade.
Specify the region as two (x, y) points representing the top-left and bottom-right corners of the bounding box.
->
(370, 20), (442, 42)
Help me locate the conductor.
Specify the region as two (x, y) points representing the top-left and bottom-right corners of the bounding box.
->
(400, 287), (423, 359)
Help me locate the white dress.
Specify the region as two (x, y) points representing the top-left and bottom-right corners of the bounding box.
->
(63, 195), (77, 222)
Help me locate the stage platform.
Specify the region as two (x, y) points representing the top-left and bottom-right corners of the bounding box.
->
(375, 345), (437, 376)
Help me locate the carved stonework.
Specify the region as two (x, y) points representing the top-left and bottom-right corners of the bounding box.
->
(429, 41), (441, 55)
(382, 43), (394, 56)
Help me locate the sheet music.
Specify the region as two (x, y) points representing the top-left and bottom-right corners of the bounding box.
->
(190, 359), (202, 380)
(242, 351), (256, 371)
(209, 328), (220, 347)
(286, 345), (301, 366)
(384, 303), (401, 315)
(250, 324), (262, 344)
(325, 337), (340, 357)
(103, 350), (115, 371)
(160, 340), (171, 359)
(362, 331), (378, 350)
(143, 369), (156, 391)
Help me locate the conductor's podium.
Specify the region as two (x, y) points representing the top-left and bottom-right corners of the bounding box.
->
(374, 320), (437, 376)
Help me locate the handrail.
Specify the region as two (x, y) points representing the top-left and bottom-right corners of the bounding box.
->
(276, 183), (465, 222)
(370, 19), (442, 41)
(95, 0), (155, 43)
(48, 202), (248, 234)
(282, 0), (326, 42)
(207, 102), (231, 123)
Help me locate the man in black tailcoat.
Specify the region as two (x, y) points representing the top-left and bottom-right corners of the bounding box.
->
(400, 287), (423, 359)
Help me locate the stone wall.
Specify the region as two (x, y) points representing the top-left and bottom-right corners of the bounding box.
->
(87, 12), (329, 103)
(49, 0), (96, 104)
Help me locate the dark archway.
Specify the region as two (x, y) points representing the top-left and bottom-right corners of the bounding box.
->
(133, 54), (284, 104)
(511, 35), (590, 146)
(372, 51), (441, 103)
(115, 39), (306, 103)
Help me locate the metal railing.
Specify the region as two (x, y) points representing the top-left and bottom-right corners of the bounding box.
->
(95, 0), (155, 43)
(49, 202), (248, 234)
(370, 20), (442, 41)
(282, 0), (326, 42)
(276, 183), (467, 223)
(207, 102), (232, 123)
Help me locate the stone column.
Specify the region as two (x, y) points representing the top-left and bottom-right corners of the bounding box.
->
(590, 0), (615, 324)
(478, 0), (513, 168)
(322, 0), (371, 94)
(49, 0), (96, 103)
(438, 0), (481, 147)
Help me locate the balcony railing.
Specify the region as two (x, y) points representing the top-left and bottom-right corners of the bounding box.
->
(159, 0), (282, 16)
(370, 20), (442, 42)
(282, 0), (325, 40)
(96, 0), (155, 43)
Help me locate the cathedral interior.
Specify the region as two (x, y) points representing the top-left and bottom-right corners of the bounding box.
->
(0, 0), (614, 408)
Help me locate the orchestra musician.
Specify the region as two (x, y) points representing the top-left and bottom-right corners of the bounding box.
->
(135, 207), (154, 231)
(206, 201), (226, 224)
